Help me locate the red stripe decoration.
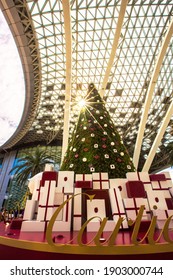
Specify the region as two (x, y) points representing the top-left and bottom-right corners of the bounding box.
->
(73, 214), (82, 218)
(65, 195), (69, 222)
(113, 189), (126, 229)
(44, 181), (51, 221)
(165, 210), (169, 219)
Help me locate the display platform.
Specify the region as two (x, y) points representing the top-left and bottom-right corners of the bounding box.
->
(1, 221), (173, 260)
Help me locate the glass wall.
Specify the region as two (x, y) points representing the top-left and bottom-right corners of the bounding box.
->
(3, 145), (62, 211)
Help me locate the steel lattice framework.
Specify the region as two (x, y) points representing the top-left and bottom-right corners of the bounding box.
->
(0, 0), (173, 173)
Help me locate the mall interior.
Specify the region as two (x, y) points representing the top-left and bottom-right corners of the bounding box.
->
(0, 0), (173, 259)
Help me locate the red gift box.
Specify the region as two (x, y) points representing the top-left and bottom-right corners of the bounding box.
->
(42, 171), (58, 185)
(149, 174), (166, 181)
(126, 180), (146, 198)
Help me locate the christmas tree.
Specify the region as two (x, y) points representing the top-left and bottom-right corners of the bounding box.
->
(60, 83), (135, 178)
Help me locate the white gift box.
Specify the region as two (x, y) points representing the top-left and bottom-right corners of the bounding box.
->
(23, 200), (37, 220)
(92, 172), (109, 189)
(28, 172), (43, 194)
(75, 174), (92, 181)
(31, 180), (42, 201)
(37, 181), (56, 221)
(73, 188), (82, 231)
(126, 172), (150, 183)
(109, 178), (128, 198)
(152, 209), (173, 229)
(150, 173), (170, 191)
(40, 181), (56, 206)
(57, 171), (74, 193)
(123, 198), (150, 221)
(86, 199), (107, 232)
(163, 172), (173, 188)
(109, 188), (128, 229)
(146, 189), (168, 211)
(75, 174), (93, 189)
(126, 172), (152, 192)
(52, 194), (72, 231)
(87, 199), (106, 222)
(53, 192), (64, 221)
(21, 221), (47, 232)
(44, 163), (54, 171)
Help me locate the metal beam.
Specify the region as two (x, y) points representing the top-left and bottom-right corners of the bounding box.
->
(0, 0), (41, 150)
(61, 0), (72, 163)
(99, 0), (128, 98)
(142, 100), (173, 172)
(133, 16), (173, 169)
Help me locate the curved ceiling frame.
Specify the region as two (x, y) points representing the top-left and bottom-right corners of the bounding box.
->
(133, 15), (173, 169)
(0, 0), (41, 150)
(60, 0), (72, 162)
(143, 97), (173, 171)
(99, 0), (128, 98)
(1, 1), (173, 174)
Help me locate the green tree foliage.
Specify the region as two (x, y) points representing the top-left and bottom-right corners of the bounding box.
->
(10, 145), (59, 187)
(61, 83), (135, 178)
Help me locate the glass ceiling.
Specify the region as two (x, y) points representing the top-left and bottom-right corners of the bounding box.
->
(0, 10), (25, 146)
(1, 0), (173, 173)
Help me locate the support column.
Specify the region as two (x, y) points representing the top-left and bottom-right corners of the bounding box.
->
(0, 150), (17, 208)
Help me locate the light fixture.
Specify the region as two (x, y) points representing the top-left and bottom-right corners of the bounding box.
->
(78, 99), (86, 108)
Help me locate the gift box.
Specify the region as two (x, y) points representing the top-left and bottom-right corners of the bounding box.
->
(52, 194), (72, 231)
(75, 174), (93, 189)
(126, 172), (150, 183)
(92, 172), (109, 189)
(31, 179), (42, 201)
(42, 171), (58, 186)
(149, 173), (170, 192)
(57, 171), (74, 193)
(109, 188), (128, 229)
(126, 180), (146, 198)
(149, 174), (166, 181)
(152, 209), (173, 229)
(82, 189), (116, 231)
(21, 221), (47, 232)
(28, 172), (43, 194)
(44, 163), (54, 171)
(73, 188), (82, 230)
(37, 181), (56, 221)
(162, 172), (173, 188)
(53, 192), (64, 221)
(23, 200), (37, 220)
(126, 172), (152, 193)
(87, 199), (106, 221)
(123, 198), (151, 221)
(146, 189), (168, 210)
(109, 178), (128, 198)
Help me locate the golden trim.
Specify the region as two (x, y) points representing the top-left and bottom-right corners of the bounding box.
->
(0, 235), (173, 255)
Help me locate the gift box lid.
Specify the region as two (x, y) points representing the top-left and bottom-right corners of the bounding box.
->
(149, 174), (166, 181)
(42, 171), (58, 185)
(126, 180), (146, 198)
